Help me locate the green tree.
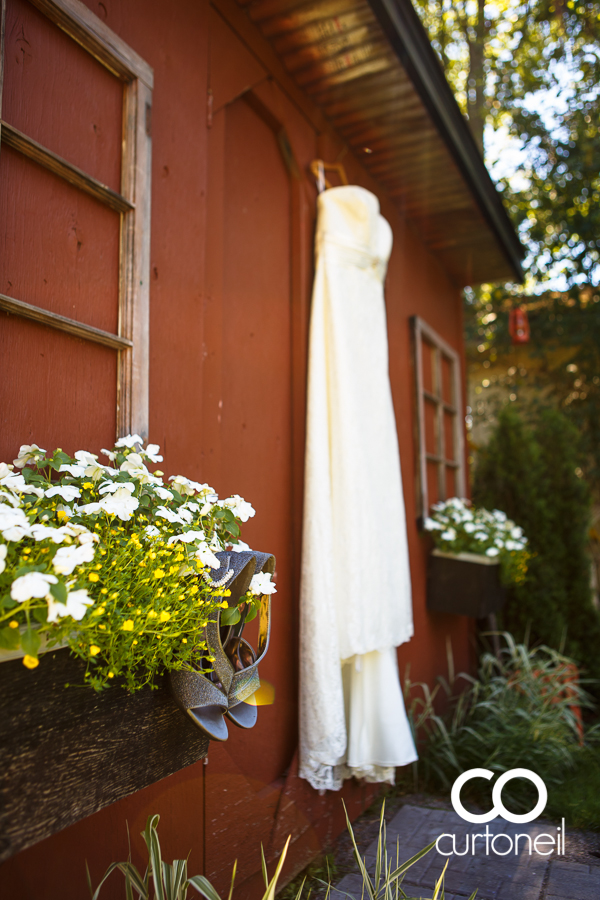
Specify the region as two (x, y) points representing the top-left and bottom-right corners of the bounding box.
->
(474, 405), (600, 680)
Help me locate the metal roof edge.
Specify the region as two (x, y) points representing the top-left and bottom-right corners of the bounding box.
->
(367, 0), (525, 282)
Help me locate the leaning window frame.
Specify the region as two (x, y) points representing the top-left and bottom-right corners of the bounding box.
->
(0, 0), (153, 439)
(411, 315), (466, 524)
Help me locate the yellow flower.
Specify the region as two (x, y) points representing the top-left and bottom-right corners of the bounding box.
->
(132, 639), (138, 645)
(189, 585), (199, 596)
(23, 655), (39, 669)
(89, 573), (100, 582)
(153, 569), (166, 579)
(90, 645), (101, 656)
(147, 610), (157, 618)
(9, 620), (19, 629)
(159, 610), (171, 622)
(220, 601), (229, 609)
(82, 482), (94, 489)
(22, 548), (31, 555)
(99, 624), (106, 630)
(111, 592), (118, 599)
(108, 671), (114, 678)
(101, 588), (108, 594)
(122, 620), (134, 631)
(182, 638), (188, 643)
(57, 510), (68, 522)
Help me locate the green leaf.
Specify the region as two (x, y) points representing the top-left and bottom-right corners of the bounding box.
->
(220, 607), (240, 626)
(244, 605), (258, 624)
(50, 581), (68, 604)
(0, 626), (21, 650)
(33, 606), (49, 625)
(188, 875), (223, 900)
(21, 627), (41, 658)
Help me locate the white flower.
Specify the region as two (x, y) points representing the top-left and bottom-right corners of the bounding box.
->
(99, 488), (139, 521)
(144, 443), (163, 463)
(485, 547), (500, 557)
(0, 504), (32, 541)
(474, 531), (488, 541)
(74, 451), (98, 466)
(248, 572), (277, 596)
(167, 529), (206, 545)
(504, 540), (517, 551)
(220, 495), (255, 522)
(513, 540), (525, 550)
(0, 463), (13, 479)
(59, 464), (86, 477)
(101, 448), (117, 462)
(464, 522), (477, 533)
(45, 485), (81, 502)
(155, 505), (187, 524)
(120, 453), (148, 476)
(0, 489), (19, 507)
(169, 475), (196, 497)
(47, 588), (94, 623)
(52, 542), (95, 575)
(440, 528), (457, 541)
(78, 502), (102, 516)
(200, 502), (214, 516)
(194, 543), (220, 568)
(492, 510), (507, 523)
(0, 472), (45, 497)
(98, 481), (135, 495)
(145, 525), (161, 538)
(494, 538), (505, 549)
(77, 531), (99, 544)
(115, 434), (144, 449)
(11, 571), (57, 602)
(30, 523), (72, 543)
(13, 444), (46, 468)
(511, 526), (524, 539)
(182, 501), (200, 512)
(0, 544), (7, 574)
(230, 540), (251, 552)
(423, 517), (443, 531)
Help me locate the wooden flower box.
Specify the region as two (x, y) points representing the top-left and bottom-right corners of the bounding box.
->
(426, 549), (507, 618)
(0, 647), (208, 863)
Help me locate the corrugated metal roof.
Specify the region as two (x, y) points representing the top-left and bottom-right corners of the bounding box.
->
(235, 0), (524, 286)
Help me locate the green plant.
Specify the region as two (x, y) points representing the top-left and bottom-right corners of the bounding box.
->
(406, 633), (596, 813)
(424, 496), (530, 586)
(89, 814), (300, 900)
(88, 814), (297, 900)
(473, 405), (600, 681)
(0, 437), (273, 690)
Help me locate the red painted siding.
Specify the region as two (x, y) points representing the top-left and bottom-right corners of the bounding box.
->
(0, 1), (473, 897)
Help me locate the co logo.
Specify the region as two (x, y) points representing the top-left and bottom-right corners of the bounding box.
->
(451, 768), (548, 824)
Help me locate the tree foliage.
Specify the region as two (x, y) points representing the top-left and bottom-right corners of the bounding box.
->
(413, 0), (600, 285)
(473, 405), (600, 680)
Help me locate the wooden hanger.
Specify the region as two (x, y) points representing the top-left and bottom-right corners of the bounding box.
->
(309, 159), (349, 193)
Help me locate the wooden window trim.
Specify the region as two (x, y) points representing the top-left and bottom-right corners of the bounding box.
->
(0, 0), (153, 439)
(412, 315), (466, 523)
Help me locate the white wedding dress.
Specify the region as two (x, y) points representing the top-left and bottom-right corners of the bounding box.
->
(299, 185), (417, 792)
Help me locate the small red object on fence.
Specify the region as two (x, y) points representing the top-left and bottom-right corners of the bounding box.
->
(509, 306), (530, 344)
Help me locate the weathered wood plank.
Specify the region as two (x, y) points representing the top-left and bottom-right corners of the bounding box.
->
(0, 121), (134, 214)
(0, 293), (132, 350)
(0, 649), (208, 863)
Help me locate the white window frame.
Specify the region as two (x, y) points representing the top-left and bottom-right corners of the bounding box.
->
(412, 315), (466, 523)
(0, 0), (153, 438)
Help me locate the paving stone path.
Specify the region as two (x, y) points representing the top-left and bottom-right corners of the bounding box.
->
(332, 805), (600, 900)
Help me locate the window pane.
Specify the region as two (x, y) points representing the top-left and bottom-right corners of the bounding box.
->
(3, 0), (123, 192)
(427, 459), (440, 508)
(424, 397), (438, 455)
(441, 354), (453, 404)
(0, 147), (120, 333)
(444, 410), (455, 462)
(421, 339), (434, 394)
(445, 465), (456, 500)
(0, 316), (117, 462)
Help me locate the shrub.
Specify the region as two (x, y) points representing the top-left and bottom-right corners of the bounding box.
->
(473, 405), (600, 680)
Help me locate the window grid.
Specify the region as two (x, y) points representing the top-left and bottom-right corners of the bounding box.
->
(412, 315), (466, 523)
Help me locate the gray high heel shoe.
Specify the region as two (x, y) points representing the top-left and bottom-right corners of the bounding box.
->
(169, 549), (274, 741)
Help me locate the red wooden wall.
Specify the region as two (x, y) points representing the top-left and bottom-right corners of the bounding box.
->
(0, 1), (472, 897)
